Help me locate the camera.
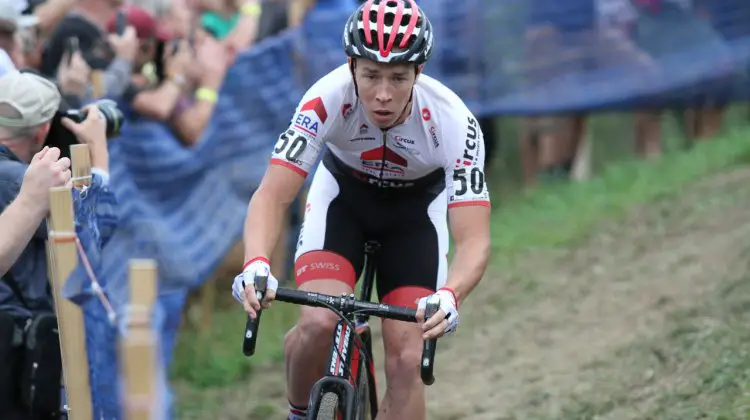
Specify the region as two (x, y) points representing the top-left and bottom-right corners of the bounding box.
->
(44, 99), (124, 159)
(61, 99), (124, 138)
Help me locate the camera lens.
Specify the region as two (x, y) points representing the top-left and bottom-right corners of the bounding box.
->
(95, 99), (124, 138)
(62, 99), (124, 139)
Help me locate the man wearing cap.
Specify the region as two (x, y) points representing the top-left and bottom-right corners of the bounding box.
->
(0, 71), (116, 417)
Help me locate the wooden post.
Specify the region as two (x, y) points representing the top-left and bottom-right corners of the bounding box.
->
(70, 144), (92, 189)
(90, 71), (104, 99)
(120, 259), (158, 420)
(47, 186), (92, 420)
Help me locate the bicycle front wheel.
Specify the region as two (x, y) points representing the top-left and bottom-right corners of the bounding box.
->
(357, 360), (371, 419)
(315, 392), (338, 420)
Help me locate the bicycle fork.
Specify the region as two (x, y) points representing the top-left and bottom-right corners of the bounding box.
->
(308, 319), (360, 419)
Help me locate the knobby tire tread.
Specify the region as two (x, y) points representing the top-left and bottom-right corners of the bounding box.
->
(316, 392), (338, 420)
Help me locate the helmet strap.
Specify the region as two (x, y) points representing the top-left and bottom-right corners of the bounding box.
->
(349, 58), (359, 97)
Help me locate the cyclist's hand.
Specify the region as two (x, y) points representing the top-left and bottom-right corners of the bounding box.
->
(231, 257), (278, 319)
(415, 288), (459, 340)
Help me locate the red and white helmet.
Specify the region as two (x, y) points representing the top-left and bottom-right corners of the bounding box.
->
(343, 0), (434, 65)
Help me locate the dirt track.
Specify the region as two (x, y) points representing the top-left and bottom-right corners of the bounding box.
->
(177, 168), (750, 419)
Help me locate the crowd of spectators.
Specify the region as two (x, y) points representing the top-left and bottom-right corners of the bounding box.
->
(517, 0), (745, 186)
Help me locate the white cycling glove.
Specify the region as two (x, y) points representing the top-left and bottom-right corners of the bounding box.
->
(417, 288), (460, 336)
(231, 257), (279, 304)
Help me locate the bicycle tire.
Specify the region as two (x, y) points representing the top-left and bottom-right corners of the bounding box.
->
(357, 359), (370, 419)
(316, 392), (338, 420)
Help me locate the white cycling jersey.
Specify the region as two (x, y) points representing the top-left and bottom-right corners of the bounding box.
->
(271, 64), (491, 208)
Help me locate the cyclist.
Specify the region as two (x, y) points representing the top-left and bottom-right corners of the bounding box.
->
(232, 1), (491, 418)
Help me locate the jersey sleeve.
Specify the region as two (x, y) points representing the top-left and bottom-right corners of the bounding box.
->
(443, 113), (491, 209)
(270, 77), (341, 178)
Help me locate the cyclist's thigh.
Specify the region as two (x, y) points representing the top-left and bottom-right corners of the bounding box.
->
(294, 164), (365, 294)
(375, 189), (449, 309)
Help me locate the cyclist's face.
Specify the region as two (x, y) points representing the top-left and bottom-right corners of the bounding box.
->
(354, 59), (417, 129)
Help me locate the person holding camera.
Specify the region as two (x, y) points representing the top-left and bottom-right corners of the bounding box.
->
(55, 48), (93, 108)
(39, 7), (139, 99)
(0, 70), (117, 419)
(0, 146), (70, 276)
(107, 4), (233, 146)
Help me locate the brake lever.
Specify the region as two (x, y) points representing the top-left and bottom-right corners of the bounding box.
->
(242, 274), (267, 357)
(420, 294), (440, 385)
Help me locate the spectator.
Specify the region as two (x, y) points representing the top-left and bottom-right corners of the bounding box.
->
(0, 0), (38, 74)
(54, 49), (94, 108)
(200, 0), (240, 39)
(39, 0), (138, 99)
(680, 0), (741, 141)
(102, 4), (184, 117)
(630, 0), (735, 153)
(223, 0), (263, 55)
(255, 0), (288, 40)
(520, 0), (660, 184)
(0, 145), (70, 276)
(519, 0), (598, 185)
(19, 0), (82, 35)
(104, 4), (232, 146)
(0, 71), (115, 419)
(0, 71), (113, 314)
(1, 0), (81, 75)
(165, 37), (230, 144)
(160, 0), (191, 39)
(1, 0), (95, 107)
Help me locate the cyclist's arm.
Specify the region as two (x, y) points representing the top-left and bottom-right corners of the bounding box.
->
(243, 94), (332, 263)
(442, 114), (492, 304)
(243, 165), (306, 262)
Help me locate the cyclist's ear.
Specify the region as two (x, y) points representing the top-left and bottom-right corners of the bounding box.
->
(415, 64), (423, 78)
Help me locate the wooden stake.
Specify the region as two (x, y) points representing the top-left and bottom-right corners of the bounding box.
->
(121, 259), (158, 420)
(70, 144), (91, 189)
(47, 186), (92, 420)
(90, 71), (104, 99)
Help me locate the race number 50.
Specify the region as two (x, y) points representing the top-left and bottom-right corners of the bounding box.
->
(453, 167), (485, 196)
(275, 129), (308, 162)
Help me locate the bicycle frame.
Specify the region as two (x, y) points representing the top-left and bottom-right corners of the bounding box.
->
(307, 241), (380, 419)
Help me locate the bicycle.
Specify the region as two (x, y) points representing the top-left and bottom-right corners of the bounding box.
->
(241, 241), (441, 420)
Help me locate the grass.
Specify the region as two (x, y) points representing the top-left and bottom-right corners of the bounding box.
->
(172, 111), (750, 417)
(490, 126), (750, 255)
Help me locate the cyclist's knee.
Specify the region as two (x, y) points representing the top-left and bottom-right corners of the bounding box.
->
(290, 278), (354, 349)
(382, 321), (423, 384)
(384, 343), (422, 384)
(296, 306), (340, 341)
